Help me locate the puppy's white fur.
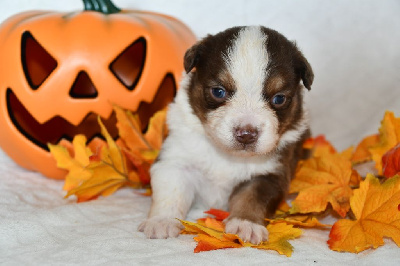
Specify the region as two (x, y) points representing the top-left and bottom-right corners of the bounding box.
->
(207, 27), (279, 156)
(139, 26), (309, 243)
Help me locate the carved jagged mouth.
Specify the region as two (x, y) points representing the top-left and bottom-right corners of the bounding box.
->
(5, 74), (177, 151)
(6, 88), (119, 151)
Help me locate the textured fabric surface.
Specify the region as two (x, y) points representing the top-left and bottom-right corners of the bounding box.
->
(1, 0), (400, 265)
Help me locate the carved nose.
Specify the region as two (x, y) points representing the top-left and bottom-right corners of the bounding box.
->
(69, 71), (98, 99)
(235, 125), (259, 145)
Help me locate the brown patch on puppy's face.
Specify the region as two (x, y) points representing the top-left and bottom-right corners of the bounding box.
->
(184, 26), (313, 156)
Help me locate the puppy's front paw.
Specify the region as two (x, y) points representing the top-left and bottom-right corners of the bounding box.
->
(225, 218), (268, 245)
(138, 217), (183, 239)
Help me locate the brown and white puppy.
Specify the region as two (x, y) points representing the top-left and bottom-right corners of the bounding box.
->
(139, 26), (313, 244)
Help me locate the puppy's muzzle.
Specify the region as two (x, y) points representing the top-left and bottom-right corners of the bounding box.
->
(235, 125), (259, 145)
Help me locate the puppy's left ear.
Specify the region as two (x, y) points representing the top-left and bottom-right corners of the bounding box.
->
(294, 51), (314, 90)
(184, 44), (198, 73)
(184, 40), (204, 73)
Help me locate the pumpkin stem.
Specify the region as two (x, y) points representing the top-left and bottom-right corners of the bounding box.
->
(83, 0), (121, 14)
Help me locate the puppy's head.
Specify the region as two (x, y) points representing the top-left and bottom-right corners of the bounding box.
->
(184, 26), (313, 156)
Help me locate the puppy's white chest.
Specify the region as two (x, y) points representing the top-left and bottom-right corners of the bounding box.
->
(185, 139), (280, 210)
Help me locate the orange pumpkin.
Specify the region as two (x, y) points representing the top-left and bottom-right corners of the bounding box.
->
(0, 0), (196, 179)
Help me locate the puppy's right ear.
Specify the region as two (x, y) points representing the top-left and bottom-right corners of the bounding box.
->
(184, 42), (202, 73)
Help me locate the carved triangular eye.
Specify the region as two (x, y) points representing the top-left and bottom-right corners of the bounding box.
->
(21, 31), (58, 90)
(69, 71), (98, 99)
(110, 37), (146, 90)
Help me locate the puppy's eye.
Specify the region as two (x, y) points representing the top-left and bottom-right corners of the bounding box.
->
(210, 87), (227, 101)
(271, 93), (287, 107)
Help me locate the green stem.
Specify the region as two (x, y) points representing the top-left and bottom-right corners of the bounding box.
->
(83, 0), (121, 14)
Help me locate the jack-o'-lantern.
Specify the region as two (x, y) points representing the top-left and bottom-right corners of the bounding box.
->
(0, 0), (196, 179)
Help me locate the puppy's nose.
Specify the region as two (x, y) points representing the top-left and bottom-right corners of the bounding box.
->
(235, 126), (258, 145)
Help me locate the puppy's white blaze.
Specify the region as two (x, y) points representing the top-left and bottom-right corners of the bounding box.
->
(224, 26), (269, 99)
(210, 26), (279, 155)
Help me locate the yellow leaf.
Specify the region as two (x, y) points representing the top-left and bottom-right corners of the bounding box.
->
(179, 219), (226, 240)
(98, 116), (126, 174)
(64, 152), (129, 202)
(50, 105), (167, 201)
(144, 109), (168, 151)
(58, 120), (130, 202)
(179, 209), (302, 256)
(351, 134), (379, 164)
(290, 152), (354, 217)
(328, 174), (400, 253)
(256, 223), (303, 257)
(116, 107), (168, 187)
(203, 218), (225, 232)
(266, 215), (331, 228)
(369, 111), (400, 174)
(48, 135), (92, 191)
(114, 105), (151, 151)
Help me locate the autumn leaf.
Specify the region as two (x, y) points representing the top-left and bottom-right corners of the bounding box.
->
(289, 151), (358, 217)
(328, 174), (400, 253)
(114, 105), (150, 151)
(114, 105), (167, 156)
(179, 209), (302, 256)
(124, 151), (152, 186)
(204, 208), (230, 221)
(303, 135), (336, 157)
(179, 219), (229, 241)
(273, 201), (291, 217)
(256, 223), (303, 256)
(115, 105), (168, 186)
(144, 108), (168, 151)
(369, 111), (400, 174)
(195, 209), (230, 232)
(50, 105), (168, 201)
(382, 144), (400, 178)
(50, 118), (137, 202)
(65, 163), (127, 202)
(351, 134), (379, 164)
(48, 134), (93, 191)
(63, 118), (134, 202)
(266, 215), (331, 228)
(270, 201), (332, 228)
(193, 234), (245, 253)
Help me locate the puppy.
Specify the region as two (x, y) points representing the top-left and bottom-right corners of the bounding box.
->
(139, 26), (313, 244)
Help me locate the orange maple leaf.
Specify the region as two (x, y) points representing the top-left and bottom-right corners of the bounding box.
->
(50, 106), (168, 201)
(66, 118), (137, 202)
(195, 209), (230, 232)
(351, 134), (379, 164)
(328, 174), (400, 253)
(50, 118), (140, 202)
(179, 209), (302, 256)
(382, 144), (400, 178)
(303, 135), (337, 157)
(289, 151), (359, 217)
(204, 208), (230, 221)
(266, 215), (331, 228)
(114, 105), (168, 186)
(369, 111), (400, 174)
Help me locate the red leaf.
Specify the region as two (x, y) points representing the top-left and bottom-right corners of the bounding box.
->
(204, 208), (230, 221)
(382, 143), (400, 178)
